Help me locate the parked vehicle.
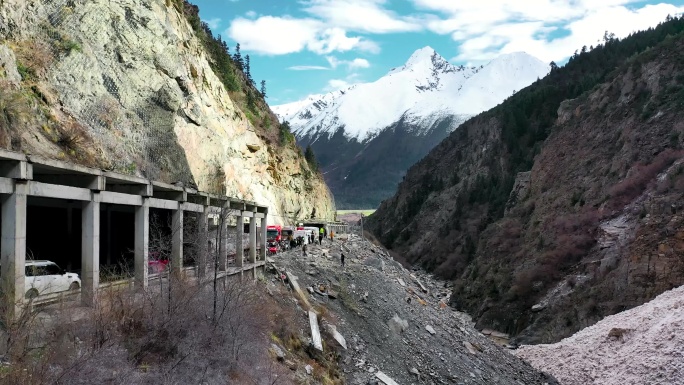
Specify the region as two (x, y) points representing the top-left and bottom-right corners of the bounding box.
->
(25, 260), (81, 299)
(267, 225), (282, 243)
(148, 251), (169, 274)
(294, 229), (309, 244)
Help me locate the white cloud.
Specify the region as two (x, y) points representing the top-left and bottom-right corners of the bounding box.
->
(326, 56), (371, 70)
(302, 0), (422, 33)
(415, 0), (684, 64)
(203, 18), (221, 30)
(325, 72), (362, 91)
(288, 65), (330, 70)
(245, 11), (257, 19)
(349, 58), (370, 69)
(227, 16), (379, 55)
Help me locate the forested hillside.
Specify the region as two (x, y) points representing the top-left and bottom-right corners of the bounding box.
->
(368, 15), (684, 343)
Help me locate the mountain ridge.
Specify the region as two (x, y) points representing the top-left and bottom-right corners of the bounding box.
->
(273, 47), (549, 208)
(367, 16), (684, 344)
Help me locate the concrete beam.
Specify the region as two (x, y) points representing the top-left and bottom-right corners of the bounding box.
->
(229, 200), (245, 211)
(106, 183), (153, 197)
(0, 177), (14, 194)
(309, 311), (323, 351)
(28, 155), (98, 176)
(101, 191), (144, 206)
(81, 193), (100, 305)
(0, 149), (27, 161)
(181, 202), (204, 213)
(154, 190), (187, 202)
(254, 213), (265, 219)
(149, 198), (180, 210)
(0, 160), (32, 180)
(152, 182), (186, 202)
(33, 174), (105, 191)
(28, 181), (91, 201)
(241, 211), (254, 218)
(134, 199), (149, 290)
(1, 181), (27, 318)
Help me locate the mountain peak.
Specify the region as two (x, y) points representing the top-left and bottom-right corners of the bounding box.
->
(388, 46), (454, 76)
(405, 46), (437, 65)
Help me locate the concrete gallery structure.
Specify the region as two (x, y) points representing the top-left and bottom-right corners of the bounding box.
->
(0, 149), (268, 316)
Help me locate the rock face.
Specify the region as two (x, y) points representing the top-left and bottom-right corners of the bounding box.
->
(368, 18), (684, 344)
(0, 0), (334, 223)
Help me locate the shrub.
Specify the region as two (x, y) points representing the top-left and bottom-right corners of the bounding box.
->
(609, 149), (684, 208)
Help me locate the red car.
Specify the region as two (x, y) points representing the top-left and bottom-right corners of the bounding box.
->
(148, 251), (169, 273)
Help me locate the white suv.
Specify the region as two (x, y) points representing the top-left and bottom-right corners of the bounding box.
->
(25, 260), (81, 299)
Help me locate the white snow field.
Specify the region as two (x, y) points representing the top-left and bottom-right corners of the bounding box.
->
(273, 47), (549, 142)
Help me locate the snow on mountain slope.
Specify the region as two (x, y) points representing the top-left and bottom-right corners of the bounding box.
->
(273, 47), (549, 142)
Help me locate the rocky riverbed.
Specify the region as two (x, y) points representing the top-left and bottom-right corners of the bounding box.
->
(266, 234), (556, 385)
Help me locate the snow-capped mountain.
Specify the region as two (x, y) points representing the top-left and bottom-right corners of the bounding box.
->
(272, 47), (549, 208)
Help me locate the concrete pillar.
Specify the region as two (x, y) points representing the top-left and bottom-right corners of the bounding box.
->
(81, 193), (100, 305)
(134, 199), (149, 290)
(1, 182), (27, 317)
(171, 208), (183, 277)
(260, 215), (267, 261)
(106, 206), (112, 266)
(197, 208), (208, 280)
(235, 215), (244, 267)
(249, 218), (257, 264)
(218, 212), (227, 271)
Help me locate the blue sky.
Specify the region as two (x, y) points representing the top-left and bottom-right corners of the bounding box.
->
(190, 0), (684, 105)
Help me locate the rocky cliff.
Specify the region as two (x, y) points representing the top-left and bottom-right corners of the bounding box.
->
(368, 17), (684, 344)
(0, 0), (334, 223)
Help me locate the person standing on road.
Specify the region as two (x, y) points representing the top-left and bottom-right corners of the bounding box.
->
(302, 243), (308, 257)
(340, 252), (345, 268)
(331, 230), (335, 242)
(319, 227), (324, 245)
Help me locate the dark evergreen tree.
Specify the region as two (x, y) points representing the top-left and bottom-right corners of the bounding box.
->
(244, 54), (253, 84)
(233, 43), (244, 70)
(549, 61), (558, 72)
(304, 145), (318, 171)
(260, 80), (267, 98)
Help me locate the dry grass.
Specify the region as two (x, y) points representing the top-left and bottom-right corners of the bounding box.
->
(0, 275), (283, 385)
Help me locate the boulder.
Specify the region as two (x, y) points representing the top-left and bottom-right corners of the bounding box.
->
(388, 314), (409, 334)
(425, 325), (436, 335)
(364, 257), (385, 271)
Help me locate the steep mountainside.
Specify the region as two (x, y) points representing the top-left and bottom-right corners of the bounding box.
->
(0, 0), (334, 223)
(368, 17), (684, 344)
(274, 48), (548, 208)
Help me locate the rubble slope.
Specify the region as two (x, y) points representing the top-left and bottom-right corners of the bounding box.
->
(267, 235), (557, 385)
(515, 284), (684, 385)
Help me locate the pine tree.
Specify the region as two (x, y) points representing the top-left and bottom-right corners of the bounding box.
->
(260, 80), (267, 98)
(304, 145), (318, 171)
(549, 61), (558, 72)
(232, 43), (243, 70)
(244, 54), (253, 84)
